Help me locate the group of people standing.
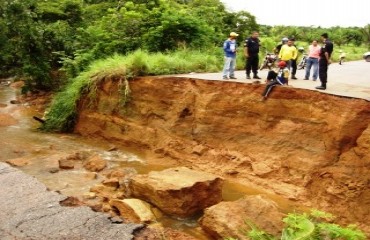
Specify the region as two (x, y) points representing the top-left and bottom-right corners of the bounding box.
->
(222, 31), (334, 94)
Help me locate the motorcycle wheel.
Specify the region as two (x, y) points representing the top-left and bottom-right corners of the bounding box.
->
(298, 61), (305, 70)
(259, 61), (267, 70)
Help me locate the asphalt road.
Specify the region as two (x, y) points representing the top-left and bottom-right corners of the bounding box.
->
(177, 60), (370, 101)
(0, 163), (142, 240)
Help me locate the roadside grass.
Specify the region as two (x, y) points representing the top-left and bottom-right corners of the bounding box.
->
(41, 49), (222, 132)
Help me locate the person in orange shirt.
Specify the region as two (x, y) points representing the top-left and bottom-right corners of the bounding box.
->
(304, 40), (321, 81)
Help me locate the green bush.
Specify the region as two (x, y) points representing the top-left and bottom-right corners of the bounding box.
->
(226, 209), (366, 240)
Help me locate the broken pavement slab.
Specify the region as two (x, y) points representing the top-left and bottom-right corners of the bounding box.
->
(0, 162), (142, 240)
(129, 167), (224, 218)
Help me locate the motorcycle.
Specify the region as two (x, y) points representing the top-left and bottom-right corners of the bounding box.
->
(339, 51), (346, 65)
(297, 53), (308, 69)
(259, 52), (277, 70)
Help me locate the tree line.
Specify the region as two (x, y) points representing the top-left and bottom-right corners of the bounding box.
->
(0, 0), (369, 90)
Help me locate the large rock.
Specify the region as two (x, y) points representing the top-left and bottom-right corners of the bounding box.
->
(129, 167), (224, 217)
(83, 154), (107, 172)
(199, 195), (284, 240)
(110, 198), (157, 224)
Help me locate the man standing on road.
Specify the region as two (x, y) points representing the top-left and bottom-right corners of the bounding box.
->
(289, 37), (298, 79)
(244, 31), (261, 80)
(316, 33), (333, 90)
(278, 39), (297, 72)
(222, 32), (239, 80)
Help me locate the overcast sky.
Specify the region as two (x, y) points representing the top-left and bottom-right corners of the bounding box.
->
(221, 0), (369, 28)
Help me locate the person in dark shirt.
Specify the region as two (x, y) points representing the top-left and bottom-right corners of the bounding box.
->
(244, 31), (261, 80)
(289, 37), (298, 79)
(316, 33), (333, 90)
(261, 61), (290, 100)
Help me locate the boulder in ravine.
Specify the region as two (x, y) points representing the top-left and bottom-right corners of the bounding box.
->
(199, 195), (284, 240)
(83, 154), (107, 172)
(110, 198), (157, 224)
(129, 167), (224, 218)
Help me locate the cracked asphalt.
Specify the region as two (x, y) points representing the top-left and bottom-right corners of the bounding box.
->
(0, 162), (142, 240)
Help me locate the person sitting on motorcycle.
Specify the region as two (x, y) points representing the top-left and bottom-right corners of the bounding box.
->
(261, 61), (290, 100)
(274, 37), (289, 56)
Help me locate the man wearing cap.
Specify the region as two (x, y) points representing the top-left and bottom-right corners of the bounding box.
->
(274, 37), (288, 56)
(315, 33), (333, 90)
(244, 31), (261, 80)
(222, 32), (239, 80)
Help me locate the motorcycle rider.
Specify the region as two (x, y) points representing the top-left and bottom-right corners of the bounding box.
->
(274, 37), (288, 57)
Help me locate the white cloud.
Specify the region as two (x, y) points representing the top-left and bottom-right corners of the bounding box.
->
(221, 0), (369, 28)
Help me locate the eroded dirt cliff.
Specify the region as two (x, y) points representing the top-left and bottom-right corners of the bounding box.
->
(74, 76), (370, 233)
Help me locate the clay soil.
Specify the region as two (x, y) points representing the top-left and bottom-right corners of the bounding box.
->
(74, 76), (370, 236)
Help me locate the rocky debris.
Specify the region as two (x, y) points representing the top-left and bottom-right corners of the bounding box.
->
(110, 198), (157, 224)
(134, 225), (199, 240)
(66, 151), (90, 160)
(129, 167), (224, 217)
(59, 196), (85, 207)
(0, 113), (18, 126)
(191, 144), (208, 156)
(58, 159), (75, 169)
(83, 154), (107, 172)
(84, 171), (98, 180)
(102, 178), (120, 188)
(9, 99), (21, 104)
(103, 167), (137, 181)
(90, 184), (118, 199)
(5, 157), (29, 167)
(199, 195), (285, 239)
(9, 80), (24, 89)
(0, 162), (142, 239)
(74, 76), (370, 232)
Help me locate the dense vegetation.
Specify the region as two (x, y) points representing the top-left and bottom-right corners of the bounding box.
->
(0, 0), (369, 90)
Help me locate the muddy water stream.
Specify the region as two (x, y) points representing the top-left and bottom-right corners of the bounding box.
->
(0, 85), (299, 239)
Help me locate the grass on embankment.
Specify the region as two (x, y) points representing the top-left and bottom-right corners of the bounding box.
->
(41, 49), (221, 132)
(41, 44), (367, 132)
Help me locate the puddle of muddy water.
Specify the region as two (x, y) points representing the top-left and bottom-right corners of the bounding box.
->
(0, 85), (302, 239)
